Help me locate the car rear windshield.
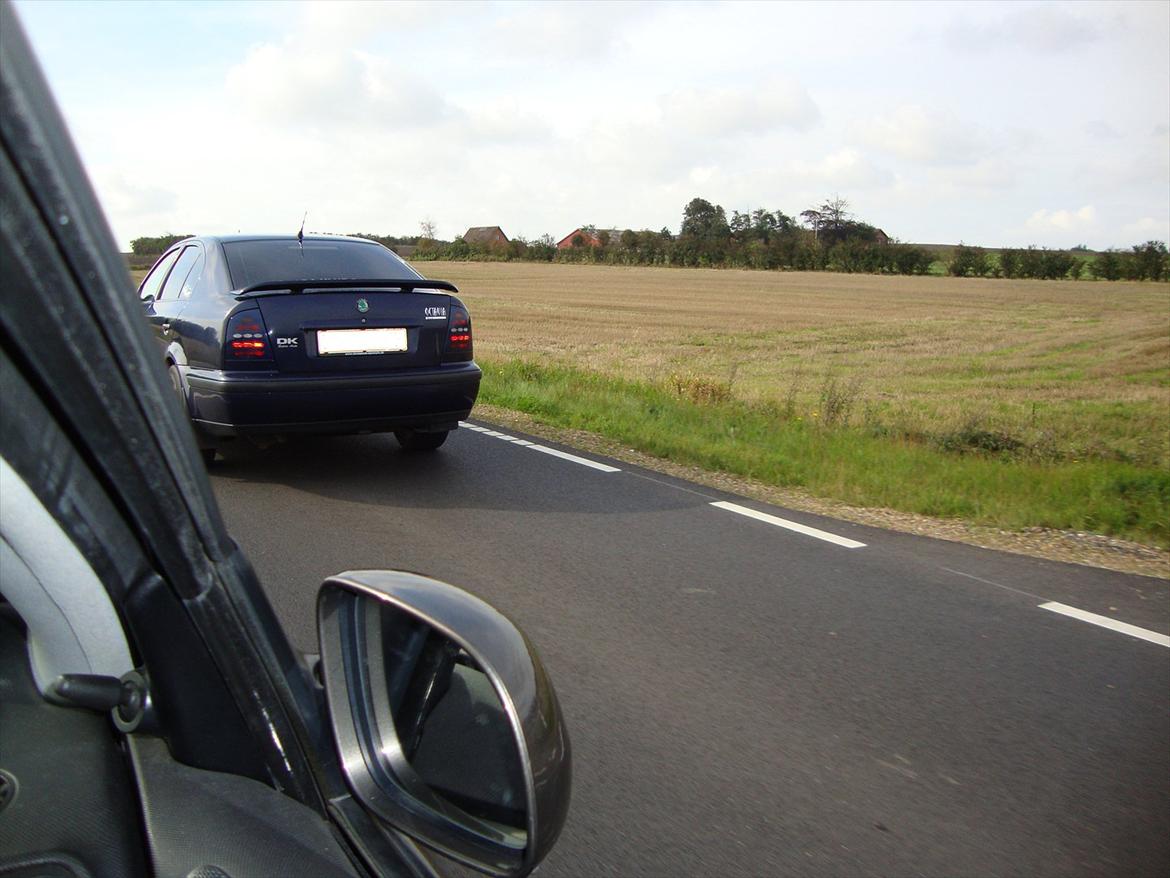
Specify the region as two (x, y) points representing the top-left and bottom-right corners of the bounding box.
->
(223, 240), (420, 289)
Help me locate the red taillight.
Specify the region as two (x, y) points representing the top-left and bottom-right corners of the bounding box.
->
(448, 306), (472, 355)
(225, 310), (272, 361)
(230, 340), (267, 356)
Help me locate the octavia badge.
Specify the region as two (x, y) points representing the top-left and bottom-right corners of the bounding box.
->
(356, 298), (369, 313)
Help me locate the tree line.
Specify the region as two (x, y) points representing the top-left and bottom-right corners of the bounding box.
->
(401, 197), (937, 276)
(949, 241), (1169, 281)
(126, 200), (1169, 282)
(129, 233), (193, 255)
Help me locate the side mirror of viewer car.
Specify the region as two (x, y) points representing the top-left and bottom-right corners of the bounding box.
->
(317, 571), (571, 877)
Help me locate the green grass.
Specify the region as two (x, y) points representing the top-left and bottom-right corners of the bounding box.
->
(479, 357), (1170, 547)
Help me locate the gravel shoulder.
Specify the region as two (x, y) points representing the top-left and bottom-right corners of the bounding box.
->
(473, 404), (1170, 581)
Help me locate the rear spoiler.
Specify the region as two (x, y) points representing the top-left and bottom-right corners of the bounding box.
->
(235, 278), (459, 300)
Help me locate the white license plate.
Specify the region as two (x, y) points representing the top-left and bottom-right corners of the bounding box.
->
(317, 328), (408, 355)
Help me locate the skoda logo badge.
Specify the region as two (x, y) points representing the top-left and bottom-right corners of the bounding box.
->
(356, 298), (369, 313)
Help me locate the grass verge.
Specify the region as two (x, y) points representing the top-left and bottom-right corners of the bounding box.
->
(479, 357), (1169, 548)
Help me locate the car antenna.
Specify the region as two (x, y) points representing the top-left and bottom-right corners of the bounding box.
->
(297, 211), (307, 255)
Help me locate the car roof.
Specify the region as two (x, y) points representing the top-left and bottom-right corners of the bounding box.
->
(199, 234), (385, 246)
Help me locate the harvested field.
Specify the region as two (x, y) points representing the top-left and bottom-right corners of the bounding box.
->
(426, 262), (1169, 469)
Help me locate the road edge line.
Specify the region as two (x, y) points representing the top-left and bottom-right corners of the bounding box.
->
(1039, 602), (1170, 648)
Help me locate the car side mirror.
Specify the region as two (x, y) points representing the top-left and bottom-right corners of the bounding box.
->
(140, 293), (154, 304)
(317, 571), (571, 877)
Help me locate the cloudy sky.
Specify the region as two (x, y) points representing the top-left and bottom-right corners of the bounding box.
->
(14, 0), (1170, 250)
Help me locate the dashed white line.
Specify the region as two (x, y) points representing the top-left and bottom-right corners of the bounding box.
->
(1039, 602), (1170, 648)
(468, 422), (1170, 646)
(710, 501), (866, 549)
(460, 422), (619, 472)
(526, 444), (622, 472)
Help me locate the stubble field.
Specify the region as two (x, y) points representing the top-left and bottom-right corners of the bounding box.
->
(430, 262), (1168, 467)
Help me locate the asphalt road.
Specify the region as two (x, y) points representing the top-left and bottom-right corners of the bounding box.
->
(209, 422), (1170, 878)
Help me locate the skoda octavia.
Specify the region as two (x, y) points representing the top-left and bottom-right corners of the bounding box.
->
(138, 234), (481, 459)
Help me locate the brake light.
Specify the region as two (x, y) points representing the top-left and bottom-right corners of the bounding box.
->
(225, 310), (272, 361)
(448, 305), (472, 356)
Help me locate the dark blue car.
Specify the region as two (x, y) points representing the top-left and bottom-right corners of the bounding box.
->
(138, 234), (481, 460)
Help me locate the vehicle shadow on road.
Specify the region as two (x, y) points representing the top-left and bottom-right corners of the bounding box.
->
(208, 430), (700, 516)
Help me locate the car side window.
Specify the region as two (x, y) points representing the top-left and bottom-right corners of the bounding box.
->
(158, 246), (201, 301)
(179, 252), (205, 299)
(138, 249), (181, 302)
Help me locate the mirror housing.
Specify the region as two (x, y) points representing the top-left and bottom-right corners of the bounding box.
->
(317, 571), (571, 877)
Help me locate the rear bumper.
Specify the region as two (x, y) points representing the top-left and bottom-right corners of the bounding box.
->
(186, 362), (481, 438)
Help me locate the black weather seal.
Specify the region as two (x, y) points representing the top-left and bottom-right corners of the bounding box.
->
(235, 278), (459, 299)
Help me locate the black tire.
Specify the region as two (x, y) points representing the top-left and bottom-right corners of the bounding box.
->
(170, 364), (216, 464)
(394, 429), (449, 451)
(167, 363), (188, 414)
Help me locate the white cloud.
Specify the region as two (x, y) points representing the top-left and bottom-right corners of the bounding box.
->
(1075, 144), (1170, 190)
(574, 115), (700, 183)
(224, 41), (453, 129)
(559, 81), (819, 188)
(299, 0), (435, 40)
(785, 149), (894, 190)
(927, 159), (1016, 192)
(947, 5), (1107, 53)
(89, 171), (179, 233)
(1083, 120), (1120, 140)
(491, 3), (645, 61)
(658, 80), (820, 137)
(1121, 216), (1170, 240)
(857, 105), (983, 165)
(1025, 205), (1096, 232)
(464, 99), (553, 144)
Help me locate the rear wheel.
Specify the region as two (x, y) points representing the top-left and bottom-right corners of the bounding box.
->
(166, 364), (187, 413)
(394, 429), (449, 452)
(169, 364), (216, 465)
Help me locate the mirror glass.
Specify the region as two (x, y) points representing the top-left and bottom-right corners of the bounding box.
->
(360, 597), (527, 844)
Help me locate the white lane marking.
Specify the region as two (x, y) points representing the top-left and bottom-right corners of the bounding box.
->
(526, 444), (621, 472)
(460, 422), (619, 472)
(1039, 602), (1170, 648)
(710, 501), (866, 548)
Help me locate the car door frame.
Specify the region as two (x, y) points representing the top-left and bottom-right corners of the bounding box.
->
(1, 6), (437, 876)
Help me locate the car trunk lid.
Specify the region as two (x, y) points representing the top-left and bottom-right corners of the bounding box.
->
(237, 281), (457, 373)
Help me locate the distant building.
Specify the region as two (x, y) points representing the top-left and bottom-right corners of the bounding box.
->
(556, 228), (621, 249)
(873, 228), (891, 246)
(463, 226), (509, 247)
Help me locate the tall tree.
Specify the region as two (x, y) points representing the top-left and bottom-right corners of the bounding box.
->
(799, 209), (822, 236)
(681, 197), (730, 239)
(730, 210), (751, 238)
(818, 194), (850, 232)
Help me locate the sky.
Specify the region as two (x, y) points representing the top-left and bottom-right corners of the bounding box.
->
(13, 0), (1170, 251)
